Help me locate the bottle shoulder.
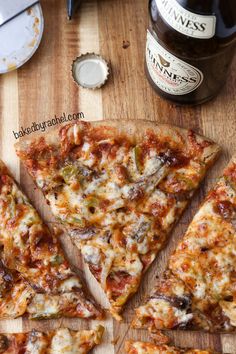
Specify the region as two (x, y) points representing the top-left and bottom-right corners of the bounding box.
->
(149, 0), (236, 58)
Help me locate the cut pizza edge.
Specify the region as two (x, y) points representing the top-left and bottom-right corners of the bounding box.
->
(15, 120), (221, 320)
(0, 325), (104, 353)
(0, 160), (104, 320)
(132, 155), (236, 333)
(125, 340), (218, 354)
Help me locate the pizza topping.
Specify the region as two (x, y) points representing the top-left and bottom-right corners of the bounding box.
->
(106, 271), (135, 300)
(25, 330), (48, 354)
(0, 280), (34, 318)
(150, 294), (191, 311)
(187, 130), (213, 158)
(215, 200), (236, 223)
(134, 299), (193, 330)
(0, 335), (8, 353)
(220, 300), (236, 326)
(0, 261), (13, 297)
(223, 163), (236, 194)
(69, 226), (96, 241)
(60, 164), (80, 184)
(123, 214), (151, 244)
(82, 245), (101, 265)
(159, 149), (189, 168)
(27, 291), (99, 319)
(134, 146), (143, 174)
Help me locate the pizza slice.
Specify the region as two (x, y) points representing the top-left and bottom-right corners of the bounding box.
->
(125, 341), (216, 354)
(15, 120), (220, 319)
(133, 156), (236, 332)
(0, 325), (104, 353)
(0, 160), (103, 320)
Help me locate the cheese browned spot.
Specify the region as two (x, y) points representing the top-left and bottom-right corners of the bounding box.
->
(15, 120), (220, 319)
(133, 157), (236, 333)
(0, 325), (104, 354)
(125, 341), (217, 354)
(0, 161), (103, 320)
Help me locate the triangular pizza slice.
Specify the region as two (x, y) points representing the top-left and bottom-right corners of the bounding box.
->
(0, 161), (103, 320)
(125, 341), (217, 354)
(133, 156), (236, 332)
(0, 325), (104, 353)
(15, 120), (220, 319)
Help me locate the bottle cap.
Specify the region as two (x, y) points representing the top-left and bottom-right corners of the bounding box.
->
(72, 53), (109, 89)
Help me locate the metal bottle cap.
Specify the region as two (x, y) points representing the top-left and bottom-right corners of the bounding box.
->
(72, 53), (109, 89)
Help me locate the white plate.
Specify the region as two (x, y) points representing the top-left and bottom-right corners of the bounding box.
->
(0, 3), (44, 74)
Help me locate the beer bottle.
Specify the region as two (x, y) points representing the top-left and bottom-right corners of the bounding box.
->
(146, 0), (236, 105)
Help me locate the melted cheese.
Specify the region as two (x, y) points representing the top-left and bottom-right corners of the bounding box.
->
(50, 328), (75, 354)
(59, 277), (82, 292)
(82, 245), (101, 265)
(25, 332), (48, 354)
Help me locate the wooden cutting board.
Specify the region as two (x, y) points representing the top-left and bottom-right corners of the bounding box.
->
(0, 0), (235, 353)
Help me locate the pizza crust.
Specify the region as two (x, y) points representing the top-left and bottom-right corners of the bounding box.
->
(15, 120), (220, 167)
(125, 340), (216, 354)
(0, 326), (104, 354)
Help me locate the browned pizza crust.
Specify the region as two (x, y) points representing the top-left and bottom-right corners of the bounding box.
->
(0, 325), (104, 353)
(15, 120), (220, 167)
(125, 340), (218, 354)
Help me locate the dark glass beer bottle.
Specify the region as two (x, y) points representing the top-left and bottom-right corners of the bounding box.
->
(146, 0), (236, 105)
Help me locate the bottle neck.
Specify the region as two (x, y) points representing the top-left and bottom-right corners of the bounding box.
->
(150, 0), (236, 39)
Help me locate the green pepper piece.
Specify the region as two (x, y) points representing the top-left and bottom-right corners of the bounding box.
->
(85, 197), (98, 208)
(134, 146), (143, 174)
(60, 165), (78, 184)
(29, 313), (60, 320)
(50, 254), (64, 266)
(68, 216), (86, 227)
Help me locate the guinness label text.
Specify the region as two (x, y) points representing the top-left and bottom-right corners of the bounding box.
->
(146, 30), (203, 95)
(155, 0), (216, 39)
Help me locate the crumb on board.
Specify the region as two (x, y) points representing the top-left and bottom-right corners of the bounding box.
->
(149, 330), (171, 345)
(122, 40), (130, 49)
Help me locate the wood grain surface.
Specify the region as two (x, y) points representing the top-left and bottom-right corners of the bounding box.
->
(0, 0), (236, 353)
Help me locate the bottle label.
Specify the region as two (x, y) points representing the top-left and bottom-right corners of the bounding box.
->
(146, 30), (203, 95)
(155, 0), (216, 39)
